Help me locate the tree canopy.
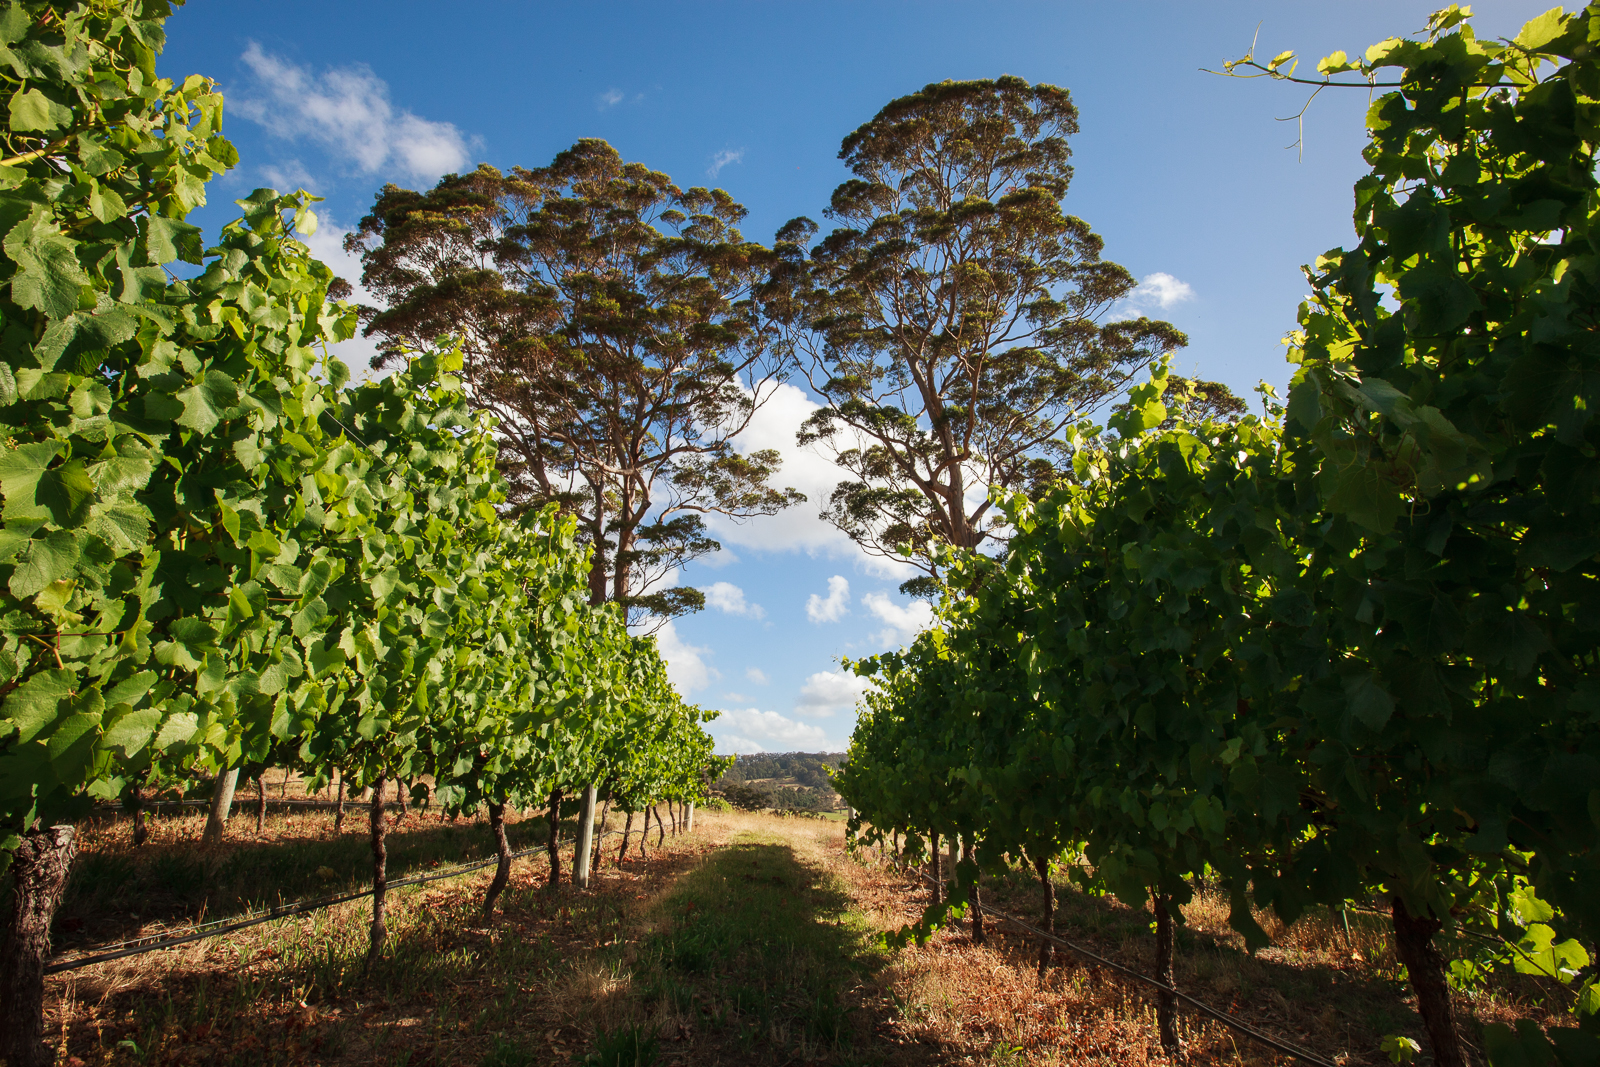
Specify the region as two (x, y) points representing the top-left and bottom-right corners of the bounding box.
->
(348, 142), (803, 621)
(763, 76), (1187, 593)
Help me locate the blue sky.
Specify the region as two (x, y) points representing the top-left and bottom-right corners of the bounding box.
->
(163, 0), (1553, 755)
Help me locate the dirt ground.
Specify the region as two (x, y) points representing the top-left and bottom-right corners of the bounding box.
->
(36, 806), (1564, 1066)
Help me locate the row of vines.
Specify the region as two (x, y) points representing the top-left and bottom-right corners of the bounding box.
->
(0, 3), (722, 1065)
(838, 7), (1600, 1067)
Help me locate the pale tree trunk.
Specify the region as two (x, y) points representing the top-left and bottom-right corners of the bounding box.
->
(0, 825), (76, 1067)
(686, 801), (695, 832)
(1154, 893), (1183, 1059)
(366, 776), (388, 972)
(573, 784), (597, 889)
(1033, 851), (1054, 983)
(1393, 897), (1466, 1067)
(545, 787), (563, 888)
(483, 801), (512, 921)
(202, 767), (239, 846)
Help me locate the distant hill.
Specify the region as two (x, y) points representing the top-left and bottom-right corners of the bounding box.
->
(713, 752), (846, 812)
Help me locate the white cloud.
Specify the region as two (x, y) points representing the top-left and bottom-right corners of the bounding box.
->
(236, 43), (472, 183)
(745, 667), (769, 685)
(654, 621), (715, 693)
(721, 691), (746, 703)
(862, 591), (934, 647)
(807, 575), (850, 623)
(708, 148), (744, 178)
(596, 88), (624, 110)
(796, 670), (871, 717)
(702, 581), (765, 620)
(297, 220), (388, 382)
(713, 708), (833, 752)
(1120, 272), (1196, 314)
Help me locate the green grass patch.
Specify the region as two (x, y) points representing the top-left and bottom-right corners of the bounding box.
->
(625, 830), (887, 1063)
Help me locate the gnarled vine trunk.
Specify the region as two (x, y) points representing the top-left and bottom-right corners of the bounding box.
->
(1153, 893), (1183, 1059)
(594, 797), (611, 875)
(483, 800), (512, 920)
(964, 832), (985, 945)
(255, 775), (267, 835)
(653, 804), (665, 846)
(334, 773), (345, 834)
(929, 831), (942, 906)
(618, 810), (633, 866)
(1392, 897), (1466, 1067)
(546, 787), (563, 888)
(131, 779), (148, 847)
(0, 825), (77, 1067)
(1032, 851), (1054, 982)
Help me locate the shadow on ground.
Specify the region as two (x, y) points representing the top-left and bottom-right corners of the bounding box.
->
(610, 833), (969, 1066)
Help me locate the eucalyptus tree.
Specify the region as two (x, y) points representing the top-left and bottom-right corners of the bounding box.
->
(763, 77), (1186, 592)
(347, 142), (802, 623)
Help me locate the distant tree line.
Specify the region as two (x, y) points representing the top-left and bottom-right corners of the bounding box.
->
(714, 753), (845, 811)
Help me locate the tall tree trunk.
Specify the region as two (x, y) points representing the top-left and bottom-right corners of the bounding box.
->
(654, 804), (665, 847)
(929, 831), (942, 906)
(0, 825), (76, 1067)
(1033, 851), (1054, 982)
(546, 787), (563, 888)
(618, 810), (633, 866)
(1393, 896), (1466, 1067)
(366, 776), (388, 972)
(334, 772), (345, 834)
(483, 800), (512, 921)
(965, 832), (985, 945)
(202, 767), (239, 846)
(1153, 893), (1183, 1059)
(573, 784), (597, 889)
(594, 797), (612, 875)
(255, 775), (267, 835)
(131, 779), (148, 847)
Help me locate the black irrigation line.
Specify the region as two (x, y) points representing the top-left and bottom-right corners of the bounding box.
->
(914, 870), (1339, 1067)
(45, 819), (699, 976)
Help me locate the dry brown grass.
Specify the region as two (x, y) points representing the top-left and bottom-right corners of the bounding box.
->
(35, 806), (1572, 1067)
(834, 838), (1573, 1067)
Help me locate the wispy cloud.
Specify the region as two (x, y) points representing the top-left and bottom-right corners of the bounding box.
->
(1119, 272), (1196, 315)
(806, 576), (850, 623)
(596, 87), (624, 110)
(236, 43), (472, 183)
(746, 667), (769, 685)
(702, 581), (765, 620)
(708, 148), (744, 178)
